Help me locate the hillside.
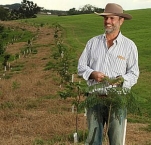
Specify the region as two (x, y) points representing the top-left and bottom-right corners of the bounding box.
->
(0, 19), (151, 145)
(0, 3), (20, 10)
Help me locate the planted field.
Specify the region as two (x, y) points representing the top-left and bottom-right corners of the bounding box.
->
(0, 8), (151, 145)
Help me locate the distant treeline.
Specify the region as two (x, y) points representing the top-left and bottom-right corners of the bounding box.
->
(0, 0), (41, 20)
(0, 2), (104, 20)
(43, 4), (104, 16)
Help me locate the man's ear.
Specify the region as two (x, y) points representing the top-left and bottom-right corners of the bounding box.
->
(120, 17), (124, 25)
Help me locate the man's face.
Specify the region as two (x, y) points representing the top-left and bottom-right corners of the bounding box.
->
(103, 15), (124, 34)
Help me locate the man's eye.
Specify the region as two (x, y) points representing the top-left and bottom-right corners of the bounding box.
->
(104, 17), (115, 20)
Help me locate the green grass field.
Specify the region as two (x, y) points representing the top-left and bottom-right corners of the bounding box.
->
(20, 9), (151, 123)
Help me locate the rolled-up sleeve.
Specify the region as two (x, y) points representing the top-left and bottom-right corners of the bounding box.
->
(122, 43), (139, 89)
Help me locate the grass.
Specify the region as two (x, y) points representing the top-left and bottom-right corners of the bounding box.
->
(0, 24), (34, 44)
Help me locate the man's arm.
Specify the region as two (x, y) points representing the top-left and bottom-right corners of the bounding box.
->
(122, 44), (139, 89)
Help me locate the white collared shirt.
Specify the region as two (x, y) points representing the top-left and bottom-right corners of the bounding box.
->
(77, 32), (139, 89)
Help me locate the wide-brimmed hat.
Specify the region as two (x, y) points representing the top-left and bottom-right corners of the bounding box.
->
(95, 3), (132, 20)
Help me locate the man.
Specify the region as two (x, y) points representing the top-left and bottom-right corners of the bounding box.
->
(77, 3), (139, 145)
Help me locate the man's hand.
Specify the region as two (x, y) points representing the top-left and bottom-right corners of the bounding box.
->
(89, 71), (106, 82)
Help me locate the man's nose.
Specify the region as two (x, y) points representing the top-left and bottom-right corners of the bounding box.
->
(105, 17), (112, 23)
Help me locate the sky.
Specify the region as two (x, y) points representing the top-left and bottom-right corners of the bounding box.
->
(1, 0), (151, 11)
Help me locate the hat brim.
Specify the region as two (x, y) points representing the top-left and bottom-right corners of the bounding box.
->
(94, 12), (132, 20)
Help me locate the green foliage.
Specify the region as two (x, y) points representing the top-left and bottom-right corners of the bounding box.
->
(2, 74), (12, 79)
(0, 24), (34, 48)
(39, 95), (56, 100)
(8, 0), (41, 20)
(0, 25), (4, 33)
(2, 54), (10, 66)
(46, 23), (76, 85)
(19, 0), (41, 18)
(0, 43), (5, 55)
(33, 138), (45, 145)
(87, 87), (137, 112)
(12, 81), (20, 90)
(14, 53), (20, 60)
(0, 101), (15, 109)
(20, 46), (37, 56)
(57, 76), (140, 142)
(58, 75), (140, 143)
(33, 130), (88, 144)
(44, 61), (54, 70)
(31, 48), (38, 54)
(58, 75), (141, 142)
(11, 64), (24, 72)
(67, 130), (88, 142)
(0, 7), (9, 21)
(59, 81), (87, 101)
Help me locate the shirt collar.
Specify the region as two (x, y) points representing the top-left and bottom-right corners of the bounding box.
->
(103, 31), (123, 43)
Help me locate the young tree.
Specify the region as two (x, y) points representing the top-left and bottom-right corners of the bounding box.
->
(0, 7), (10, 21)
(67, 8), (78, 15)
(0, 43), (5, 55)
(18, 0), (41, 18)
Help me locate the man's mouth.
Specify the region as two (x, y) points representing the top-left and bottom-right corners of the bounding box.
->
(106, 24), (112, 27)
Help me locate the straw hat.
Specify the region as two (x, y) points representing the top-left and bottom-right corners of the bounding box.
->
(95, 3), (132, 20)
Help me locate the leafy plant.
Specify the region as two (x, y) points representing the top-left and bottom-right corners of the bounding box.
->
(12, 81), (20, 90)
(2, 54), (10, 67)
(0, 25), (4, 33)
(33, 138), (45, 145)
(59, 76), (140, 143)
(0, 101), (15, 110)
(59, 81), (87, 133)
(79, 76), (140, 143)
(0, 43), (5, 55)
(46, 23), (74, 86)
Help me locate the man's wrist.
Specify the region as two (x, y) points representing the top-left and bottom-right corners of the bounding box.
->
(89, 71), (96, 79)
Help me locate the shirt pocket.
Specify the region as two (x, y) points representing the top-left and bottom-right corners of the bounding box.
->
(109, 54), (127, 75)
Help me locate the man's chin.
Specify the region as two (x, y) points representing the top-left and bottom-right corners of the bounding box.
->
(105, 29), (113, 34)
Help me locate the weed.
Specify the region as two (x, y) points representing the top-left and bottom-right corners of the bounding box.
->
(0, 101), (15, 109)
(12, 81), (20, 90)
(26, 101), (38, 110)
(33, 139), (45, 145)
